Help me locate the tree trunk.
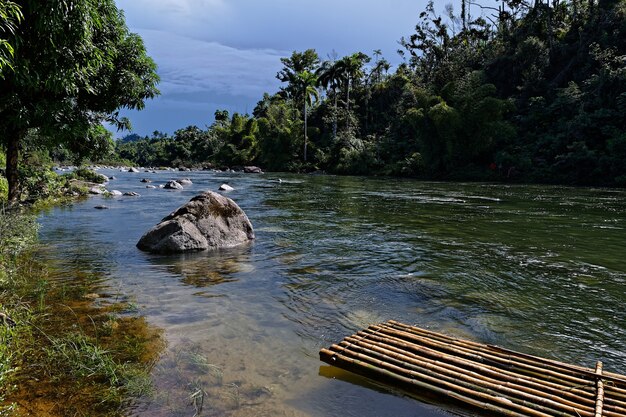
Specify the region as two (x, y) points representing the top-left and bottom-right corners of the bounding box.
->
(333, 88), (338, 140)
(6, 132), (22, 205)
(346, 78), (351, 131)
(461, 0), (467, 30)
(304, 97), (308, 162)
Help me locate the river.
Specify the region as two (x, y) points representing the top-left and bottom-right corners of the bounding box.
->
(38, 170), (626, 416)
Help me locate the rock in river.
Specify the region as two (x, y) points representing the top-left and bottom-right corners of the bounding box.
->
(136, 191), (255, 254)
(244, 166), (263, 174)
(219, 184), (234, 191)
(164, 180), (183, 190)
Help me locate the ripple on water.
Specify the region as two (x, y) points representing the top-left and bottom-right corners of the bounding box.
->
(37, 171), (626, 416)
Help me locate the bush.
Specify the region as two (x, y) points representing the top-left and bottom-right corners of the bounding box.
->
(0, 177), (7, 202)
(68, 167), (107, 184)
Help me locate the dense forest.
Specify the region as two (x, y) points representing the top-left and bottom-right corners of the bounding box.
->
(2, 0), (626, 195)
(111, 0), (626, 186)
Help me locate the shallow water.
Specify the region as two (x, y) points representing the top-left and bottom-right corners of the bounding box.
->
(39, 170), (626, 416)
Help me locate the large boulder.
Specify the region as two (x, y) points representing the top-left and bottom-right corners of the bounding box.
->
(136, 191), (255, 254)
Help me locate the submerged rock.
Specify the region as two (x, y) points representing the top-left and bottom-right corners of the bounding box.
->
(124, 191), (140, 196)
(164, 180), (183, 190)
(244, 166), (263, 174)
(94, 205), (109, 210)
(136, 191), (255, 254)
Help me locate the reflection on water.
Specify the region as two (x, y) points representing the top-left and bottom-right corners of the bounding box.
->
(37, 171), (626, 416)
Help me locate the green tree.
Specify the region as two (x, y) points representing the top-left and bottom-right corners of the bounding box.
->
(0, 0), (159, 203)
(276, 49), (320, 102)
(0, 0), (22, 73)
(316, 60), (342, 139)
(295, 71), (319, 161)
(335, 52), (370, 130)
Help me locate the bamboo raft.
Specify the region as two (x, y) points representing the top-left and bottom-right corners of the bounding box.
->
(319, 320), (626, 417)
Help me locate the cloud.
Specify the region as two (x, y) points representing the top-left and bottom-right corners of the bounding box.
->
(139, 29), (285, 98)
(116, 29), (286, 135)
(117, 0), (423, 60)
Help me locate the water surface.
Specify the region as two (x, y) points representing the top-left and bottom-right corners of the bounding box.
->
(39, 170), (626, 416)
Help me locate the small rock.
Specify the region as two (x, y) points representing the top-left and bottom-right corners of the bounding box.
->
(89, 186), (104, 195)
(177, 178), (193, 186)
(129, 167), (140, 173)
(164, 180), (183, 190)
(219, 184), (234, 191)
(109, 176), (116, 180)
(108, 190), (123, 196)
(124, 191), (140, 196)
(84, 293), (100, 299)
(140, 178), (152, 183)
(244, 166), (263, 174)
(146, 185), (157, 189)
(94, 205), (109, 210)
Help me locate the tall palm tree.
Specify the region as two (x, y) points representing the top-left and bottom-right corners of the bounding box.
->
(336, 52), (370, 130)
(295, 70), (319, 162)
(316, 60), (342, 140)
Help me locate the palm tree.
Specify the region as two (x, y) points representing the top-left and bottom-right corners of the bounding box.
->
(295, 70), (319, 161)
(316, 60), (342, 139)
(336, 52), (370, 130)
(276, 49), (320, 102)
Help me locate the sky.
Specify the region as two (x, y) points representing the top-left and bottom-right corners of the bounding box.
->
(113, 0), (445, 137)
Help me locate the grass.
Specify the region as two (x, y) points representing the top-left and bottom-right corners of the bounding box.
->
(0, 207), (163, 416)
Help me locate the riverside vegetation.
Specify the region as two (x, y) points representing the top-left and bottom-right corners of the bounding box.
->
(112, 0), (626, 186)
(0, 163), (163, 415)
(1, 0), (163, 414)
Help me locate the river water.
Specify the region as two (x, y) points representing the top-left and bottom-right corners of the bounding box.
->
(38, 170), (626, 416)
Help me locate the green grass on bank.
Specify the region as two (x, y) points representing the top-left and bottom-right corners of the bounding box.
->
(0, 199), (162, 415)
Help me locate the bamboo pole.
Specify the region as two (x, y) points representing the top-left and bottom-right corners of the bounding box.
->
(370, 324), (597, 388)
(383, 322), (596, 383)
(337, 339), (594, 417)
(383, 322), (626, 402)
(597, 362), (605, 417)
(322, 345), (571, 417)
(320, 348), (532, 417)
(344, 335), (598, 413)
(356, 329), (626, 414)
(322, 348), (557, 417)
(321, 321), (626, 417)
(356, 329), (598, 402)
(388, 321), (626, 387)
